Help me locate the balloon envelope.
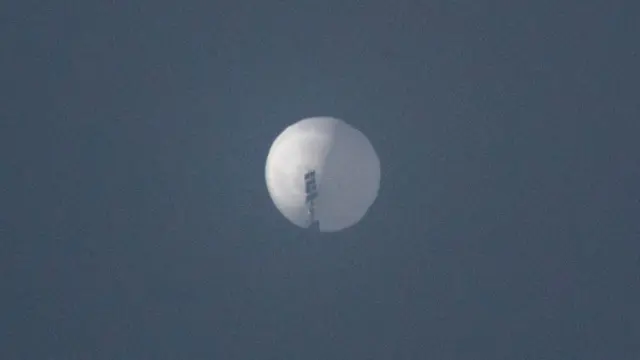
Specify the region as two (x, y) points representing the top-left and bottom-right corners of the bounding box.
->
(265, 117), (380, 232)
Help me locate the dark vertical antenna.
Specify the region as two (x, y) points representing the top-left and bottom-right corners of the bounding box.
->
(304, 170), (318, 227)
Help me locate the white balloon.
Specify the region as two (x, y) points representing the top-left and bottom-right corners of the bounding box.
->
(265, 117), (380, 232)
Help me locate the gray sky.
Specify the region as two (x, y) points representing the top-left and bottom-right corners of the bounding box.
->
(2, 1), (639, 359)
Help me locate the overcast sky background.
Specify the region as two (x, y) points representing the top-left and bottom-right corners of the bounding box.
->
(2, 1), (639, 359)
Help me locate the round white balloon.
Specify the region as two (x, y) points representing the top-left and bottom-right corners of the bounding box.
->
(265, 117), (380, 232)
